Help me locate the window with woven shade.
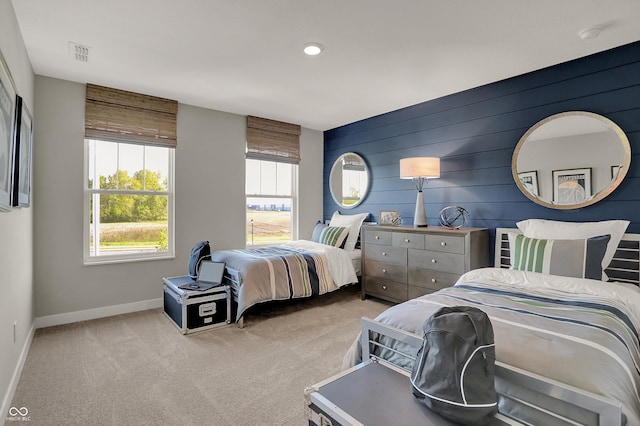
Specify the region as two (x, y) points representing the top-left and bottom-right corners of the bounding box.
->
(84, 84), (176, 263)
(245, 116), (300, 245)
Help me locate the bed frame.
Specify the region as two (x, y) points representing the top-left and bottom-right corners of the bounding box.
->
(494, 228), (640, 285)
(354, 228), (640, 425)
(360, 317), (623, 426)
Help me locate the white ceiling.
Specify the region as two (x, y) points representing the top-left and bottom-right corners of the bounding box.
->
(10, 0), (640, 131)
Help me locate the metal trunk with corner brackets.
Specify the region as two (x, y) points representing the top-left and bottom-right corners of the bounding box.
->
(163, 275), (231, 334)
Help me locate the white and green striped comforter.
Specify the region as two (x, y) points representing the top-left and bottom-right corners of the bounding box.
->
(344, 268), (640, 424)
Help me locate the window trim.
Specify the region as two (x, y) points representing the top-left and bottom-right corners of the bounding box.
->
(83, 139), (175, 265)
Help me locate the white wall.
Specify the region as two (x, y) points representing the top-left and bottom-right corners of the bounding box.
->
(0, 0), (35, 419)
(32, 76), (324, 319)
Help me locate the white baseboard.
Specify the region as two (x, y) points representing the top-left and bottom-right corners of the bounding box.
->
(1, 321), (35, 426)
(34, 298), (163, 329)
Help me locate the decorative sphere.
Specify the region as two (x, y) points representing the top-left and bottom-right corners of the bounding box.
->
(439, 206), (469, 229)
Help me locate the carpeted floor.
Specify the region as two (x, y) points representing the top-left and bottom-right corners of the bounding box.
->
(10, 286), (390, 425)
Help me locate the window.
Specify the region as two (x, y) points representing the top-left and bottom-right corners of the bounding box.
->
(85, 140), (174, 263)
(245, 159), (297, 246)
(83, 84), (177, 264)
(245, 115), (301, 246)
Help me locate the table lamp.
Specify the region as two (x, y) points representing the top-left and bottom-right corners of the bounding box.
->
(400, 157), (440, 227)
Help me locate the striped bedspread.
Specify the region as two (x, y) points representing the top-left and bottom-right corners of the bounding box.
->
(211, 241), (357, 321)
(344, 267), (640, 424)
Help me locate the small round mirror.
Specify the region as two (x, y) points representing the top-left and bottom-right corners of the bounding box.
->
(329, 152), (370, 209)
(512, 111), (631, 210)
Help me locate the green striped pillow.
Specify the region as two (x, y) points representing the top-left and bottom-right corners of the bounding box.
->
(508, 233), (610, 280)
(319, 226), (351, 248)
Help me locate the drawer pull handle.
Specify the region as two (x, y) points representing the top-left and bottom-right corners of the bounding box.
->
(382, 252), (387, 256)
(375, 236), (380, 240)
(382, 269), (387, 273)
(405, 238), (410, 243)
(431, 259), (437, 263)
(441, 241), (447, 247)
(382, 285), (387, 291)
(431, 278), (437, 283)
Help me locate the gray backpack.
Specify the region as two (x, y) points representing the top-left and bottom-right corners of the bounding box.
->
(410, 306), (498, 425)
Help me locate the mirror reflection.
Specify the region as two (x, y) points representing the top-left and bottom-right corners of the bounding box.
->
(513, 111), (631, 210)
(329, 152), (370, 209)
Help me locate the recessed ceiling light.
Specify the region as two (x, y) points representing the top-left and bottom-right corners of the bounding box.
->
(303, 43), (324, 56)
(578, 26), (602, 40)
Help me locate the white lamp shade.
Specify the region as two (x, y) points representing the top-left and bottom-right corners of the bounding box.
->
(400, 157), (440, 179)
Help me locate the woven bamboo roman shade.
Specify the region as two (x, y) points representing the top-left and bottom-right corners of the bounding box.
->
(246, 115), (301, 164)
(85, 84), (178, 147)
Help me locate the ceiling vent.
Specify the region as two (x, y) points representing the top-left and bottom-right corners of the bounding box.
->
(69, 42), (91, 63)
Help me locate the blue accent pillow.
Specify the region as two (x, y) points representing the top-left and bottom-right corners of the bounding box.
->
(311, 221), (326, 242)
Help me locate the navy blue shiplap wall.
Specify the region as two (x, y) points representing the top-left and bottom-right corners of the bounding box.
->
(323, 41), (640, 259)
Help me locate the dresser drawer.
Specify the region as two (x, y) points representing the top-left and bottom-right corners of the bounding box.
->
(364, 259), (406, 283)
(364, 277), (407, 303)
(425, 234), (465, 254)
(363, 230), (392, 245)
(408, 268), (459, 290)
(392, 232), (425, 249)
(363, 244), (407, 264)
(408, 249), (465, 274)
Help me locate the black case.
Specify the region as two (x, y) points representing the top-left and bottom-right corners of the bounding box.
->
(163, 275), (231, 334)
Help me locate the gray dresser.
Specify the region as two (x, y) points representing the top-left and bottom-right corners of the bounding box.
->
(361, 225), (490, 303)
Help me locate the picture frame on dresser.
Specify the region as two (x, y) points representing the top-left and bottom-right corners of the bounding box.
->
(12, 96), (33, 207)
(0, 48), (17, 212)
(379, 210), (399, 225)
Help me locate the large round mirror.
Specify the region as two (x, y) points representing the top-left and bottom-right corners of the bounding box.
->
(329, 152), (370, 209)
(512, 111), (631, 210)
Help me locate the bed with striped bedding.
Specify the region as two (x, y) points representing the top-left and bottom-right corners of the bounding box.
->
(211, 240), (358, 323)
(343, 267), (640, 425)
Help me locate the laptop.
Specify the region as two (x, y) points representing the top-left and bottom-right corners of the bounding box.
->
(179, 260), (226, 291)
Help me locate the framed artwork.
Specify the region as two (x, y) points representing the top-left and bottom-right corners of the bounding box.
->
(0, 49), (17, 212)
(12, 96), (33, 207)
(517, 171), (539, 197)
(379, 209), (400, 225)
(611, 165), (622, 180)
(552, 168), (591, 205)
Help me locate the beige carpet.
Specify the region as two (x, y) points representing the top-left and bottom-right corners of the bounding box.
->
(11, 286), (390, 425)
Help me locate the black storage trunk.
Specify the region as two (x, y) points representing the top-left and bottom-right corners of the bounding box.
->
(163, 275), (231, 334)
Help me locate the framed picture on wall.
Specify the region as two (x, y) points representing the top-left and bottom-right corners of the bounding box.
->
(552, 168), (591, 205)
(12, 96), (33, 207)
(611, 165), (622, 180)
(379, 209), (400, 225)
(0, 49), (17, 212)
(517, 171), (539, 197)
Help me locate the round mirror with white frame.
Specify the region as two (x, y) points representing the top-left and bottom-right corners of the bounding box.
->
(329, 152), (370, 209)
(512, 111), (631, 210)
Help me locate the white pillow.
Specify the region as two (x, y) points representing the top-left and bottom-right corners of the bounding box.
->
(329, 211), (369, 251)
(516, 219), (630, 280)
